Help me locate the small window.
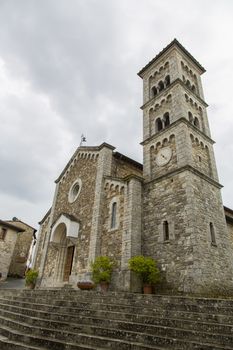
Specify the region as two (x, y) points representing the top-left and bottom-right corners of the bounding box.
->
(165, 75), (170, 87)
(0, 228), (7, 240)
(111, 202), (117, 229)
(188, 111), (193, 123)
(194, 117), (200, 129)
(158, 81), (164, 92)
(210, 222), (216, 245)
(164, 112), (170, 127)
(156, 118), (163, 132)
(163, 221), (169, 241)
(151, 86), (157, 97)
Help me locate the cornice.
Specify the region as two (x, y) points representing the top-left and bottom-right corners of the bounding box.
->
(141, 117), (215, 146)
(140, 78), (208, 111)
(144, 165), (222, 189)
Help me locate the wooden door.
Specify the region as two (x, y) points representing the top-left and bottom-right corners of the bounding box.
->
(63, 245), (75, 282)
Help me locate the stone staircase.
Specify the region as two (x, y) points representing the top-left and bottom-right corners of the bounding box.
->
(0, 289), (233, 349)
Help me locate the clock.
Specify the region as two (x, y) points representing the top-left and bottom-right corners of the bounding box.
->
(155, 147), (172, 166)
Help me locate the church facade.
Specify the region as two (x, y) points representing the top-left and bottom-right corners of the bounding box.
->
(34, 40), (233, 294)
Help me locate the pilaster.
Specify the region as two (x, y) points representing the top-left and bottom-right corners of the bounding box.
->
(87, 144), (114, 267)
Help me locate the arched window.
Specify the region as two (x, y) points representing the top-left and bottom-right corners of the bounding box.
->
(186, 80), (191, 88)
(210, 222), (216, 245)
(158, 81), (164, 92)
(165, 75), (170, 87)
(163, 221), (169, 241)
(111, 202), (117, 229)
(194, 117), (200, 129)
(163, 112), (170, 127)
(151, 86), (157, 97)
(191, 85), (196, 93)
(156, 118), (163, 132)
(188, 111), (193, 123)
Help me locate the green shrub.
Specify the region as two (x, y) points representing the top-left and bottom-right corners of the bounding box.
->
(25, 269), (38, 286)
(128, 256), (160, 285)
(91, 256), (114, 284)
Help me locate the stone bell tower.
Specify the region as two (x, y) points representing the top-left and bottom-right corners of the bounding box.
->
(138, 39), (233, 293)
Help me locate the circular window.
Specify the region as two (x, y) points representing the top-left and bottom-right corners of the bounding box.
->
(68, 178), (82, 203)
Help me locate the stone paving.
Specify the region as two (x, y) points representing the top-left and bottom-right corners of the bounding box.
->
(0, 277), (25, 289)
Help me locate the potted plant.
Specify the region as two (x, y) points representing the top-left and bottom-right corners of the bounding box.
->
(128, 256), (160, 294)
(25, 269), (38, 289)
(91, 256), (114, 292)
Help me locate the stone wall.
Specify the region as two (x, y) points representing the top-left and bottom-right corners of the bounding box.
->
(143, 170), (233, 294)
(34, 214), (50, 271)
(8, 221), (35, 277)
(41, 153), (98, 286)
(143, 172), (187, 292)
(111, 155), (142, 178)
(0, 224), (18, 280)
(101, 183), (125, 267)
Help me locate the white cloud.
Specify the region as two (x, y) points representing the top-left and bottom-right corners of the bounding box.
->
(0, 0), (232, 227)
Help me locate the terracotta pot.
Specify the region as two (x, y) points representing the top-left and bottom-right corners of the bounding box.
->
(143, 284), (153, 294)
(100, 282), (109, 293)
(77, 282), (95, 290)
(27, 283), (35, 290)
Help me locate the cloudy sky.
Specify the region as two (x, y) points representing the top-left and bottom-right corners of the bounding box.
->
(0, 0), (233, 229)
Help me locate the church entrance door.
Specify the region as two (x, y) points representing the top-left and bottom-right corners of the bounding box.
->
(63, 245), (75, 282)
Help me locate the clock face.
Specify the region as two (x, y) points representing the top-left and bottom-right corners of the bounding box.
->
(155, 147), (172, 166)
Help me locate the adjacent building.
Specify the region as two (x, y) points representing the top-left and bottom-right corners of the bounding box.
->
(0, 219), (36, 281)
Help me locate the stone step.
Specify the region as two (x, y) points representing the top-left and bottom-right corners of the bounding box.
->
(0, 318), (165, 350)
(1, 290), (233, 349)
(0, 296), (233, 324)
(4, 294), (233, 317)
(0, 307), (233, 349)
(3, 289), (233, 309)
(0, 334), (46, 350)
(1, 300), (233, 336)
(1, 297), (233, 330)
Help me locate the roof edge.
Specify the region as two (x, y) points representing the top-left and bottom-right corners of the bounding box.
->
(138, 39), (206, 78)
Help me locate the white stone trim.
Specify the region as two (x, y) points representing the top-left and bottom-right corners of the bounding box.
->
(50, 214), (80, 244)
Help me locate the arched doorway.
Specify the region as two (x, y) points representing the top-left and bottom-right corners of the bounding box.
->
(50, 214), (79, 286)
(50, 222), (75, 284)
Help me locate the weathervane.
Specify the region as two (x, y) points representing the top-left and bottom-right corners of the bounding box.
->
(80, 134), (87, 147)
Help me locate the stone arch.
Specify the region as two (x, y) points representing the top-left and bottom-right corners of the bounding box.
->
(51, 222), (67, 245)
(169, 134), (175, 142)
(162, 138), (168, 146)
